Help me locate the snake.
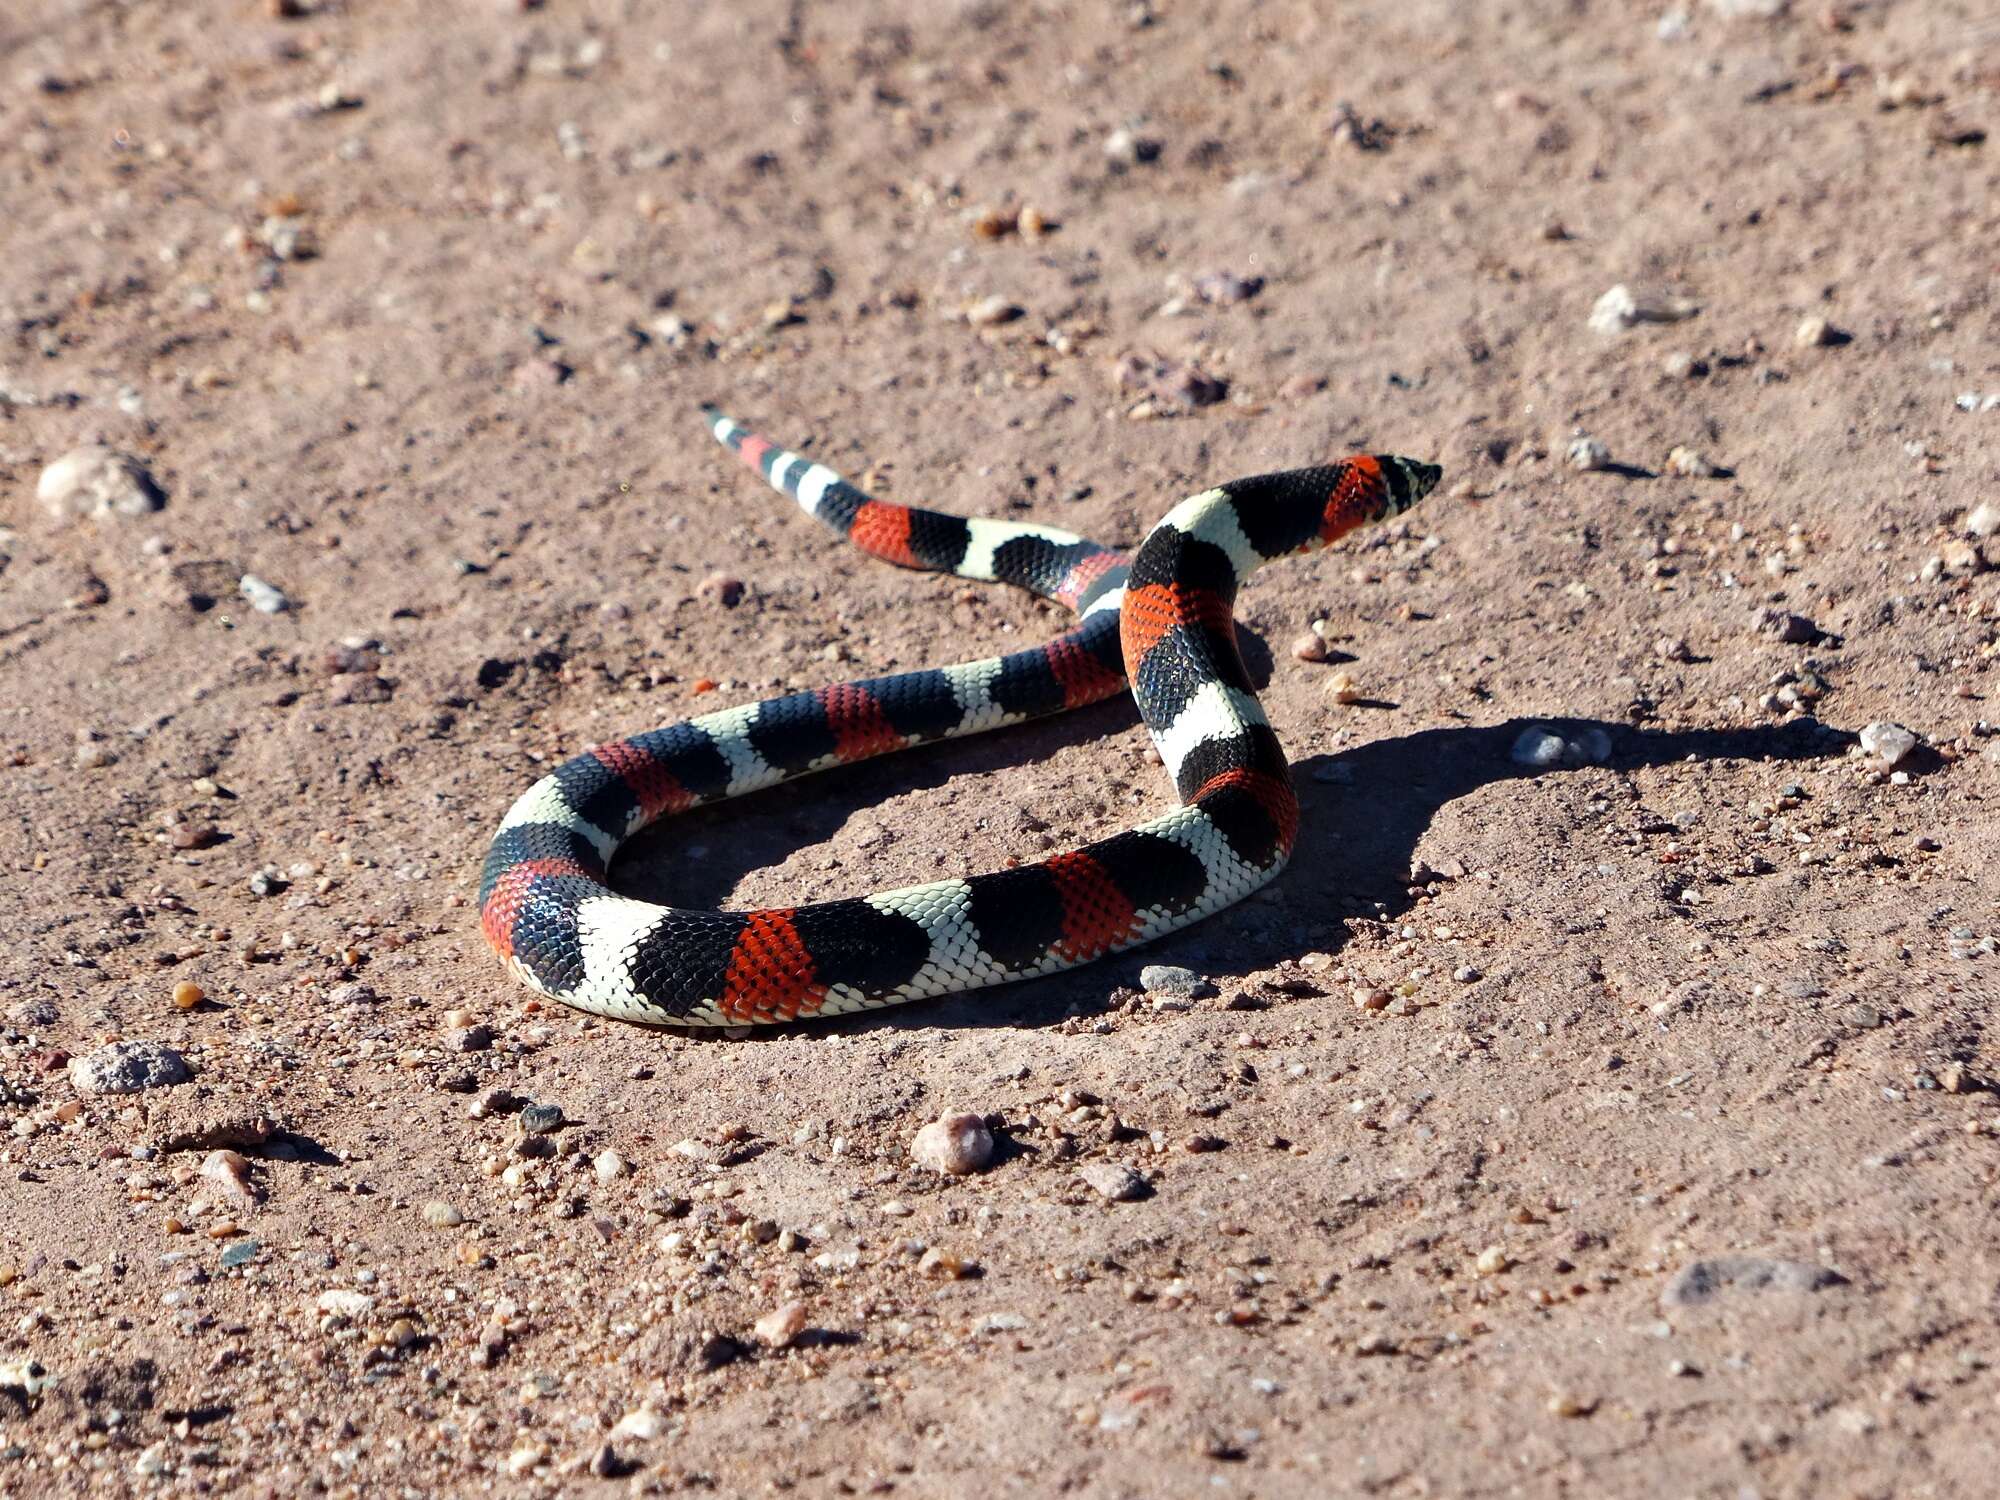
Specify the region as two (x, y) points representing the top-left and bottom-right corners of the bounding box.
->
(479, 409), (1442, 1026)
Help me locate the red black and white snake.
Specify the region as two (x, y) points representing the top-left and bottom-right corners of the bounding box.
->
(480, 410), (1442, 1026)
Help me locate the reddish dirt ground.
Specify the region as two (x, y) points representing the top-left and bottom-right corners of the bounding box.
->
(1, 1), (1997, 1496)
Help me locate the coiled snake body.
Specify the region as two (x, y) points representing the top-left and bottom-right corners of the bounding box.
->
(480, 411), (1441, 1026)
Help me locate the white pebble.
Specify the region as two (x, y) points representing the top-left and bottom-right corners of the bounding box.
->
(1858, 722), (1918, 770)
(910, 1112), (994, 1176)
(1510, 725), (1611, 768)
(1566, 436), (1613, 472)
(1664, 445), (1721, 478)
(610, 1406), (667, 1441)
(753, 1301), (807, 1349)
(36, 446), (165, 520)
(238, 574), (291, 614)
(1079, 1162), (1148, 1202)
(592, 1150), (630, 1183)
(1588, 283), (1698, 336)
(965, 295), (1024, 328)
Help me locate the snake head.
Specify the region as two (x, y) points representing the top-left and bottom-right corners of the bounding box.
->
(1317, 454), (1445, 542)
(1378, 455), (1443, 514)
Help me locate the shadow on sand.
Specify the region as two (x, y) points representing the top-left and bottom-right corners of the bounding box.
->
(602, 695), (1852, 1037)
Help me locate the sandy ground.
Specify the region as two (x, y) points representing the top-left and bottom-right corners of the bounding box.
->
(1, 0), (1997, 1495)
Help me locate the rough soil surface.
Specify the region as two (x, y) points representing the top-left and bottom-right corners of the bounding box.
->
(2, 1), (1997, 1496)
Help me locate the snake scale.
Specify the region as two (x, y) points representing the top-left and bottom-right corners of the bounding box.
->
(480, 410), (1441, 1026)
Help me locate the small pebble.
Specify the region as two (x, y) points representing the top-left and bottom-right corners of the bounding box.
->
(74, 741), (117, 769)
(171, 980), (205, 1011)
(201, 1148), (259, 1206)
(1139, 964), (1216, 1000)
(519, 1103), (564, 1135)
(910, 1112), (995, 1176)
(1664, 445), (1721, 478)
(1327, 671), (1362, 705)
(1103, 126), (1161, 168)
(969, 205), (1016, 240)
(1588, 283), (1698, 336)
(916, 1247), (976, 1279)
(1964, 501), (2000, 539)
(1192, 270), (1263, 305)
(1795, 314), (1834, 348)
(421, 1200), (464, 1229)
(1566, 436), (1613, 472)
(1547, 1392), (1594, 1418)
(697, 572), (744, 607)
(1474, 1246), (1511, 1276)
(592, 1150), (630, 1183)
(1079, 1162), (1148, 1202)
(36, 446), (166, 520)
(1291, 632), (1328, 663)
(753, 1301), (807, 1349)
(238, 574), (291, 614)
(1858, 722), (1918, 770)
(965, 295), (1024, 328)
(1510, 725), (1612, 768)
(611, 1407), (667, 1442)
(69, 1041), (192, 1095)
(468, 1088), (521, 1121)
(1754, 608), (1818, 644)
(219, 1239), (259, 1269)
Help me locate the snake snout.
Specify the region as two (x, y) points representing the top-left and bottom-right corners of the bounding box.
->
(1378, 455), (1444, 515)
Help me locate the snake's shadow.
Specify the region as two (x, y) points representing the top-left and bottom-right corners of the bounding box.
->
(612, 705), (1851, 1036)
